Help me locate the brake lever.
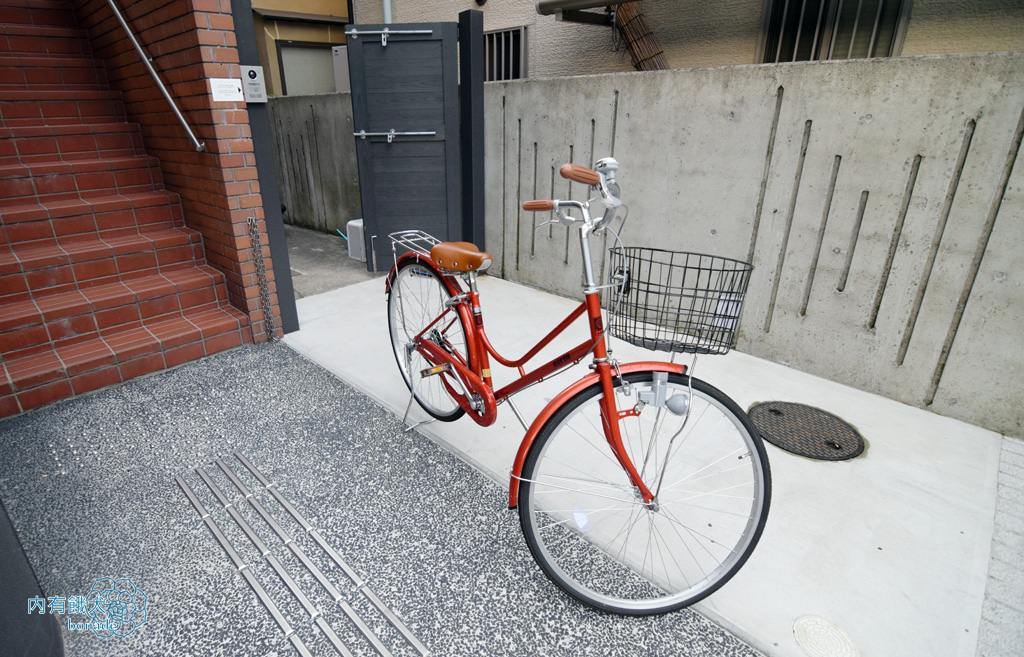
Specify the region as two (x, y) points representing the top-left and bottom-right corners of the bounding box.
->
(539, 209), (576, 229)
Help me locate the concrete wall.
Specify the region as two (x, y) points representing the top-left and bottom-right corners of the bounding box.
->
(267, 52), (1024, 436)
(267, 93), (362, 234)
(484, 53), (1024, 437)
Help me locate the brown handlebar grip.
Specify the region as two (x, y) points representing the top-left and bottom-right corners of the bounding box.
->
(523, 200), (555, 211)
(559, 163), (601, 186)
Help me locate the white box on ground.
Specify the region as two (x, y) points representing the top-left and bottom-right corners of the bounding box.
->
(347, 219), (365, 262)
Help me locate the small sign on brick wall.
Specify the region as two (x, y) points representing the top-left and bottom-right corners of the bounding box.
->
(210, 78), (244, 102)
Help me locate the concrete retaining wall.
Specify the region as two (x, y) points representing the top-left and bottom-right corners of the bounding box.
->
(485, 53), (1024, 437)
(267, 93), (362, 234)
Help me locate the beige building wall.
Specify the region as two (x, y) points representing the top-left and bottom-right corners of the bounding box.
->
(251, 0), (350, 96)
(901, 0), (1024, 55)
(350, 0), (764, 75)
(351, 0), (1023, 77)
(351, 0), (633, 76)
(644, 0), (764, 68)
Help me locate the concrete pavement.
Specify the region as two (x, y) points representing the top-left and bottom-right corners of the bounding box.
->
(284, 272), (1013, 657)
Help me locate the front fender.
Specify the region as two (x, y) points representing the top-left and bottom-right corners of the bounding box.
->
(507, 361), (687, 509)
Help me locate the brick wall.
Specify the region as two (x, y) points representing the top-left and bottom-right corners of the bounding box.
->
(70, 0), (280, 342)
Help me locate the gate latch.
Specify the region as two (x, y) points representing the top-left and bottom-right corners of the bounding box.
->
(353, 129), (438, 143)
(345, 27), (434, 47)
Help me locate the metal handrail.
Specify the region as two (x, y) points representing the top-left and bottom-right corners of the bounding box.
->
(105, 0), (206, 152)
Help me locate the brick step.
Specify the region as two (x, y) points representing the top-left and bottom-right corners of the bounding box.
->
(0, 122), (142, 165)
(0, 264), (231, 354)
(0, 54), (109, 90)
(0, 226), (204, 300)
(0, 190), (183, 245)
(0, 88), (126, 126)
(0, 303), (250, 415)
(0, 0), (77, 29)
(0, 23), (90, 56)
(0, 155), (163, 207)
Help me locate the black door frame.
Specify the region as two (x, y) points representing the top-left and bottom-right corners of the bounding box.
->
(459, 10), (485, 248)
(230, 0), (299, 334)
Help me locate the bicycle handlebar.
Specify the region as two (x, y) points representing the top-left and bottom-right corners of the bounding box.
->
(522, 158), (623, 231)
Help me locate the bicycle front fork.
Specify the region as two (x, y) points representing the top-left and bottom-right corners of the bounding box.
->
(594, 360), (658, 506)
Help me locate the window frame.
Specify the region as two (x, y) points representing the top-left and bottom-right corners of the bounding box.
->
(755, 0), (915, 64)
(483, 26), (528, 82)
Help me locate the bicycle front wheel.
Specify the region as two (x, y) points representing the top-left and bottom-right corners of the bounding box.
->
(518, 371), (770, 615)
(387, 259), (471, 421)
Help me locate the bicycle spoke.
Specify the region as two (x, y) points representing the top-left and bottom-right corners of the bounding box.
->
(661, 505), (736, 564)
(652, 520), (690, 590)
(574, 407), (625, 472)
(529, 472), (632, 494)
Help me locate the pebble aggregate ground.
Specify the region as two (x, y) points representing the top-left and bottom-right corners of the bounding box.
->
(0, 343), (764, 657)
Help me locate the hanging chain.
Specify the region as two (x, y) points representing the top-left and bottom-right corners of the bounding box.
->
(247, 214), (277, 342)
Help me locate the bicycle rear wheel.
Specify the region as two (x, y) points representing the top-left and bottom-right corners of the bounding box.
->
(518, 370), (770, 615)
(387, 259), (471, 421)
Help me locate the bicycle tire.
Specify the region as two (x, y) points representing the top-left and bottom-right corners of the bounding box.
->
(518, 370), (771, 615)
(387, 259), (472, 422)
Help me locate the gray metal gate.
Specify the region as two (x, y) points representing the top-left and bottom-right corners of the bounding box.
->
(346, 23), (461, 271)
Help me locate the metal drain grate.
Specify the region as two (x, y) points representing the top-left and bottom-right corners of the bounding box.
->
(749, 402), (864, 461)
(176, 452), (430, 657)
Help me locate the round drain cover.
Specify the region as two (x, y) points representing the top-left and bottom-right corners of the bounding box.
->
(749, 402), (864, 461)
(793, 616), (860, 657)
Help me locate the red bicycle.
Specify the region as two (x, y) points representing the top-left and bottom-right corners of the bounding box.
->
(385, 158), (771, 615)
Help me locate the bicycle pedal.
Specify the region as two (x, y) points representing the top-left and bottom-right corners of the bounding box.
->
(420, 363), (452, 378)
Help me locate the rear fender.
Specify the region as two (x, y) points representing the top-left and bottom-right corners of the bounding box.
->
(385, 252), (462, 296)
(507, 361), (687, 508)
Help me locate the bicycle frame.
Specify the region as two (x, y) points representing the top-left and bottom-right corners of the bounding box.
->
(389, 235), (673, 507)
(387, 251), (600, 408)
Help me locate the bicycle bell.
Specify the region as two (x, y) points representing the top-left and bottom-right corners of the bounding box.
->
(594, 157), (620, 196)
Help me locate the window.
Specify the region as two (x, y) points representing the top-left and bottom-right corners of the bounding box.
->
(484, 27), (527, 81)
(279, 44), (339, 95)
(759, 0), (913, 64)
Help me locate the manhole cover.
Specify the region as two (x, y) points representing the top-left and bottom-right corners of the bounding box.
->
(749, 402), (864, 461)
(793, 616), (860, 657)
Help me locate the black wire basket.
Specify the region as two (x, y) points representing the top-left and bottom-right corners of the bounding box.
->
(604, 247), (754, 355)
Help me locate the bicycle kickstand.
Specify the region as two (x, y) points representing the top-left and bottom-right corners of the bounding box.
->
(401, 386), (436, 433)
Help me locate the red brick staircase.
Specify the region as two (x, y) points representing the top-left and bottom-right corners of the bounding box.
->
(0, 0), (251, 417)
